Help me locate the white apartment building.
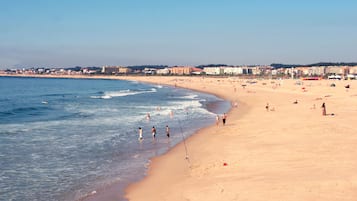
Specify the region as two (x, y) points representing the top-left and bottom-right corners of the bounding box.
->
(307, 66), (325, 76)
(203, 67), (223, 75)
(156, 68), (170, 75)
(223, 67), (243, 75)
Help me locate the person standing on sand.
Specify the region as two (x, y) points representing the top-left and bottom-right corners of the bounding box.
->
(138, 127), (143, 140)
(222, 113), (227, 125)
(321, 102), (326, 116)
(166, 125), (170, 138)
(152, 126), (157, 139)
(215, 114), (220, 126)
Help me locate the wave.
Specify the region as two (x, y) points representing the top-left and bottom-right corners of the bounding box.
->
(105, 88), (157, 97)
(90, 95), (112, 99)
(91, 88), (157, 99)
(0, 106), (51, 117)
(43, 93), (75, 97)
(179, 94), (199, 100)
(155, 85), (163, 88)
(58, 112), (94, 120)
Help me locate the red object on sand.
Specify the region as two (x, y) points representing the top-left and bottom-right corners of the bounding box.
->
(223, 162), (228, 166)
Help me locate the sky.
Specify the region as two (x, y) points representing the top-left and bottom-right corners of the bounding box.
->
(0, 0), (357, 69)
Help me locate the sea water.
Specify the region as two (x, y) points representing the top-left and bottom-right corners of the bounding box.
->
(0, 76), (230, 201)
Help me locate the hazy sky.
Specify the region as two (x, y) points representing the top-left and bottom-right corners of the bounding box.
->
(1, 0), (356, 68)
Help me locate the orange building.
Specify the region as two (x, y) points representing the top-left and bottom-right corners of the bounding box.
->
(169, 66), (194, 75)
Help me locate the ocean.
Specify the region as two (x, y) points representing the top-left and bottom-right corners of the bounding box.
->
(0, 76), (230, 201)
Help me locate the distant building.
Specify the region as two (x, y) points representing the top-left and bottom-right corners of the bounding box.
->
(203, 67), (223, 75)
(143, 68), (157, 74)
(242, 67), (253, 75)
(251, 66), (265, 75)
(308, 66), (325, 76)
(349, 66), (357, 74)
(101, 66), (130, 74)
(102, 66), (119, 74)
(203, 66), (262, 76)
(191, 67), (203, 75)
(325, 66), (344, 75)
(169, 66), (194, 75)
(82, 68), (97, 74)
(156, 68), (170, 75)
(118, 67), (132, 74)
(223, 67), (243, 75)
(295, 67), (310, 76)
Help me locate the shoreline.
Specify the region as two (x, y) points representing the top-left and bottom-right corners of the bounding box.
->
(122, 76), (357, 201)
(0, 74), (233, 201)
(120, 76), (253, 201)
(79, 76), (233, 201)
(2, 75), (357, 201)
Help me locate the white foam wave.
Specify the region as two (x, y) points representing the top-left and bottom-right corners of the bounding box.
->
(141, 100), (212, 120)
(179, 94), (199, 100)
(101, 95), (112, 99)
(170, 100), (202, 109)
(90, 95), (112, 99)
(104, 88), (156, 98)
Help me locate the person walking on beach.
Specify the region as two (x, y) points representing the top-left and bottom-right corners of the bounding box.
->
(321, 102), (326, 116)
(265, 103), (269, 111)
(215, 114), (220, 126)
(138, 127), (143, 140)
(166, 125), (170, 138)
(152, 126), (157, 139)
(222, 113), (227, 126)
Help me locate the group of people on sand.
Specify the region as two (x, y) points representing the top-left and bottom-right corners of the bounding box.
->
(265, 100), (328, 116)
(138, 125), (170, 141)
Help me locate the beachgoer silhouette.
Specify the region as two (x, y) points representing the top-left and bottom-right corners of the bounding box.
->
(321, 102), (326, 116)
(222, 113), (227, 125)
(138, 127), (143, 140)
(152, 126), (156, 138)
(166, 125), (170, 138)
(215, 114), (220, 126)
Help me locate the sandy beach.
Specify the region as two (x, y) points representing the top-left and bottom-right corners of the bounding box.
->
(1, 74), (356, 200)
(118, 76), (357, 201)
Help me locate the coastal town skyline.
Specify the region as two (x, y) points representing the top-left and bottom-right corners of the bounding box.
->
(1, 0), (357, 69)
